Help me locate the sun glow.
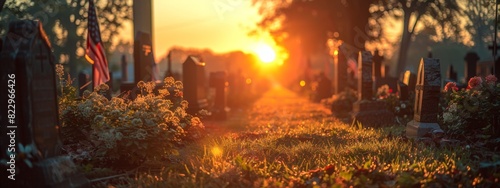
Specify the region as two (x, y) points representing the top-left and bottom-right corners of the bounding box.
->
(254, 43), (277, 64)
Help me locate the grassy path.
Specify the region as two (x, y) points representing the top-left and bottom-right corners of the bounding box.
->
(125, 85), (496, 187)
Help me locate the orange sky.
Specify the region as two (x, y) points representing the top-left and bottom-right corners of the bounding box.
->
(122, 0), (271, 60)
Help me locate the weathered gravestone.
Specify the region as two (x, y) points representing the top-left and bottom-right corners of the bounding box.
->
(403, 70), (417, 94)
(464, 52), (479, 82)
(372, 49), (383, 92)
(333, 44), (348, 94)
(313, 72), (332, 102)
(351, 51), (394, 127)
(121, 54), (128, 82)
(209, 71), (227, 120)
(0, 20), (88, 187)
(406, 58), (443, 138)
(120, 31), (158, 98)
(447, 65), (458, 82)
(397, 81), (409, 101)
(183, 55), (208, 115)
(133, 31), (156, 83)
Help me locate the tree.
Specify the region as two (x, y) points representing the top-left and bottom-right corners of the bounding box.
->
(462, 0), (498, 58)
(0, 0), (131, 79)
(252, 0), (373, 57)
(371, 0), (461, 75)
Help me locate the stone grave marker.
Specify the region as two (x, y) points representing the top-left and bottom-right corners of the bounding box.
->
(183, 55), (208, 115)
(397, 81), (409, 101)
(447, 65), (457, 82)
(0, 20), (88, 187)
(133, 31), (156, 82)
(403, 71), (417, 93)
(313, 72), (332, 102)
(464, 52), (479, 82)
(406, 58), (443, 138)
(351, 51), (394, 127)
(372, 49), (383, 92)
(121, 31), (159, 99)
(209, 71), (227, 120)
(121, 54), (128, 82)
(333, 44), (348, 94)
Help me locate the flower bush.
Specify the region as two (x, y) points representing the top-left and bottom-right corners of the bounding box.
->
(57, 67), (205, 169)
(441, 75), (500, 137)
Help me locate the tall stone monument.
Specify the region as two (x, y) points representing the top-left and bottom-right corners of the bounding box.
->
(406, 58), (443, 138)
(183, 55), (208, 115)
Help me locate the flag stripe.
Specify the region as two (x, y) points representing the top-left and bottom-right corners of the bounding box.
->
(86, 0), (110, 88)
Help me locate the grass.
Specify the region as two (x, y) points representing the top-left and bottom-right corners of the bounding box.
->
(91, 86), (499, 187)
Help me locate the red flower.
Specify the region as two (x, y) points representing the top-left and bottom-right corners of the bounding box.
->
(176, 91), (183, 97)
(444, 82), (458, 92)
(467, 76), (482, 89)
(485, 74), (497, 84)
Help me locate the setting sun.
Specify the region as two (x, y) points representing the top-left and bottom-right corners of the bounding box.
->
(254, 43), (277, 64)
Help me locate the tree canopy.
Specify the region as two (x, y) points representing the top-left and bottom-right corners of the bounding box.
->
(0, 0), (131, 78)
(253, 0), (465, 76)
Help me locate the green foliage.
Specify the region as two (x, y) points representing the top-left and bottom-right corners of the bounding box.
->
(58, 75), (205, 169)
(441, 76), (500, 137)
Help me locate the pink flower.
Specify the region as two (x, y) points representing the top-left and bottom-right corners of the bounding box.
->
(485, 74), (497, 84)
(444, 82), (458, 92)
(467, 76), (482, 89)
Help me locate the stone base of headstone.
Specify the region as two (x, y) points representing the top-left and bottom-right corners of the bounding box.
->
(351, 100), (395, 127)
(3, 156), (90, 187)
(406, 120), (442, 138)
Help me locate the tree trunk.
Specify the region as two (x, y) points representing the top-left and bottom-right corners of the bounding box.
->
(396, 12), (412, 76)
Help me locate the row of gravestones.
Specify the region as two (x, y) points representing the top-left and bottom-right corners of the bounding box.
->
(337, 50), (444, 139)
(0, 21), (90, 187)
(116, 31), (231, 120)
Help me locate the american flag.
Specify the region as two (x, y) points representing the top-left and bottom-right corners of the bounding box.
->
(85, 0), (110, 88)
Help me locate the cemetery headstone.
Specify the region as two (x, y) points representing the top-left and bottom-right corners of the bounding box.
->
(314, 72), (332, 102)
(227, 69), (245, 108)
(406, 58), (443, 138)
(209, 71), (227, 120)
(464, 52), (479, 82)
(351, 51), (394, 127)
(183, 55), (208, 115)
(78, 71), (90, 97)
(333, 44), (348, 94)
(358, 51), (373, 100)
(403, 71), (417, 93)
(372, 49), (383, 92)
(165, 51), (173, 78)
(120, 31), (158, 99)
(0, 20), (88, 187)
(134, 31), (156, 82)
(447, 65), (458, 81)
(121, 54), (128, 82)
(397, 81), (409, 101)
